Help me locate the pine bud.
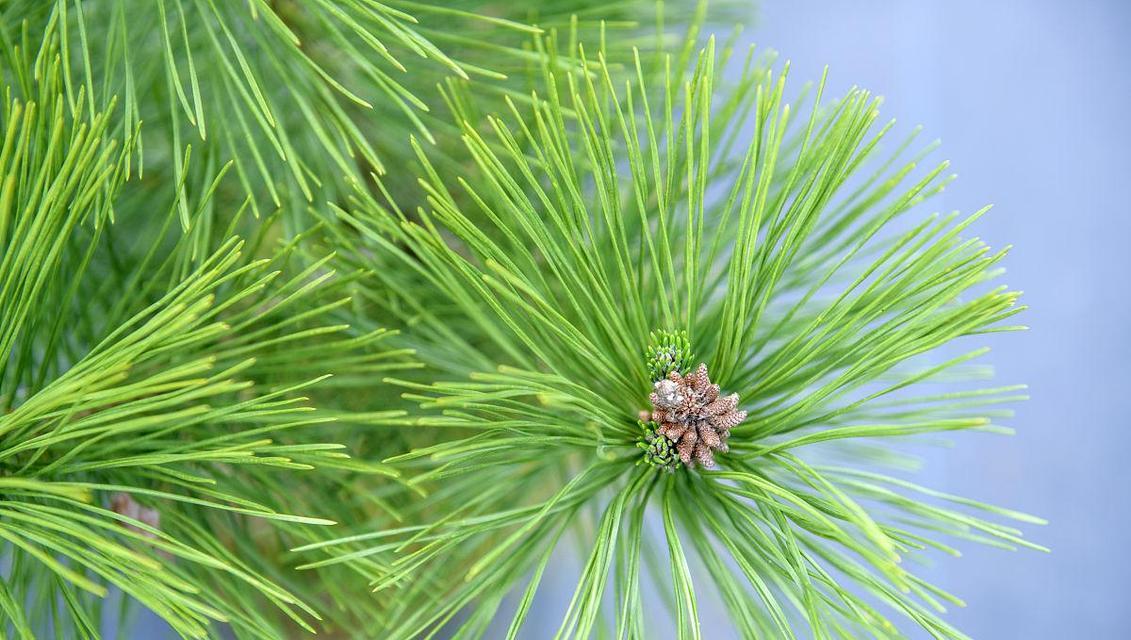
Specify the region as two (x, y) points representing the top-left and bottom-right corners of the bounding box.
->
(645, 329), (693, 382)
(636, 420), (680, 472)
(110, 492), (161, 539)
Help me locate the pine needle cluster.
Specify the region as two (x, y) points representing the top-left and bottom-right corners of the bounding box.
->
(0, 1), (1042, 639)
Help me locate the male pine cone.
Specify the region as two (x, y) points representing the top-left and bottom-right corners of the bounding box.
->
(648, 363), (746, 468)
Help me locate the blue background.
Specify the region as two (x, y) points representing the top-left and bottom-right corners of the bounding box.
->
(126, 1), (1129, 637)
(755, 0), (1130, 637)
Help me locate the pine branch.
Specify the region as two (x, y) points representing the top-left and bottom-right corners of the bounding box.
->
(1, 0), (728, 231)
(310, 34), (1042, 639)
(0, 1), (1043, 638)
(0, 41), (409, 638)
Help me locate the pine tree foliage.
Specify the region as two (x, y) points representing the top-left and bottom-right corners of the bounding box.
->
(310, 33), (1045, 640)
(2, 0), (727, 227)
(0, 0), (1043, 638)
(0, 34), (409, 639)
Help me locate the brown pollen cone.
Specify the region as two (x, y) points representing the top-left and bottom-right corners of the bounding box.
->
(648, 363), (746, 468)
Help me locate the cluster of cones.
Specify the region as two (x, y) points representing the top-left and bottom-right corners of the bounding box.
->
(647, 363), (746, 468)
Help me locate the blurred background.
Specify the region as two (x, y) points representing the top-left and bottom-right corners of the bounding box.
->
(129, 0), (1128, 637)
(753, 0), (1130, 637)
